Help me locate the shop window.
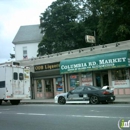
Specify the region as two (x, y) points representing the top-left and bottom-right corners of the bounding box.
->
(81, 72), (93, 86)
(36, 79), (42, 92)
(70, 74), (79, 88)
(45, 79), (52, 92)
(56, 77), (63, 91)
(112, 69), (129, 80)
(13, 72), (18, 80)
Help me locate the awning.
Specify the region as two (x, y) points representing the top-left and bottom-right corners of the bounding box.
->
(60, 50), (130, 74)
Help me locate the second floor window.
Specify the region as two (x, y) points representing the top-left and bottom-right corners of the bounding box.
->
(23, 46), (28, 59)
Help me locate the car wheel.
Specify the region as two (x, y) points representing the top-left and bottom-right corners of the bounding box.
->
(58, 96), (66, 104)
(90, 96), (99, 104)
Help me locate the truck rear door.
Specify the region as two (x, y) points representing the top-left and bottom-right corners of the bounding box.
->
(13, 67), (24, 95)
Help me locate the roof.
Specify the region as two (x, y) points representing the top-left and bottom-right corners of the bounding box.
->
(12, 24), (43, 44)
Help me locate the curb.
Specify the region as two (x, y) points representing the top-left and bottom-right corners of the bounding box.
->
(20, 101), (130, 105)
(20, 102), (55, 104)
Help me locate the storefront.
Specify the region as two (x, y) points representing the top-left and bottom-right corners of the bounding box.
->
(32, 62), (64, 99)
(60, 50), (130, 96)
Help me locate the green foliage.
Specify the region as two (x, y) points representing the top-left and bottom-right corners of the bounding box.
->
(38, 0), (96, 56)
(98, 0), (130, 44)
(38, 0), (130, 56)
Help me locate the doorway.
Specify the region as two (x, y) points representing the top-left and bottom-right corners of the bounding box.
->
(44, 78), (54, 98)
(95, 71), (109, 87)
(102, 73), (109, 86)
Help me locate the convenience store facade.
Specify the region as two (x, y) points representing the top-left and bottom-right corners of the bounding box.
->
(60, 50), (130, 96)
(31, 50), (130, 99)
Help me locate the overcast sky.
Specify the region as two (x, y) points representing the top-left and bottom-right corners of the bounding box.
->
(0, 0), (55, 63)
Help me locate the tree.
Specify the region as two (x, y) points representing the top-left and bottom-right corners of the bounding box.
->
(38, 0), (93, 56)
(98, 0), (130, 44)
(38, 0), (130, 56)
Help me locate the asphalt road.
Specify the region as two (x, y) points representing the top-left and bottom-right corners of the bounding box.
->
(0, 104), (130, 130)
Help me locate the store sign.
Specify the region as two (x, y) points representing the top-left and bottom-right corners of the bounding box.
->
(85, 35), (96, 43)
(60, 50), (130, 74)
(34, 63), (60, 71)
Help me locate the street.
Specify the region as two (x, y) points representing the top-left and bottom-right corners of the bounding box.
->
(0, 104), (130, 130)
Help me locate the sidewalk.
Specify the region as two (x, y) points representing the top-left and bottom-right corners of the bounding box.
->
(20, 97), (130, 104)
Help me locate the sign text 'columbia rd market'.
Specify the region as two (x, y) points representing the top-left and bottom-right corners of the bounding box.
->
(60, 50), (130, 74)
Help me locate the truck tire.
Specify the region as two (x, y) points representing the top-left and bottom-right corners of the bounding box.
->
(0, 100), (2, 105)
(10, 100), (20, 105)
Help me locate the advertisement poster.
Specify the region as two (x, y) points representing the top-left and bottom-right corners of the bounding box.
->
(24, 69), (30, 80)
(81, 73), (93, 86)
(56, 77), (63, 91)
(70, 75), (79, 88)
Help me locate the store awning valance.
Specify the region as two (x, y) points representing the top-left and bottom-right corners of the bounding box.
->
(60, 50), (130, 74)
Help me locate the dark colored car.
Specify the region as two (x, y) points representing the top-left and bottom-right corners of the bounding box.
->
(54, 86), (115, 104)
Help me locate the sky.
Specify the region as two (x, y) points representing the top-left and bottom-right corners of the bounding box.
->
(0, 0), (55, 63)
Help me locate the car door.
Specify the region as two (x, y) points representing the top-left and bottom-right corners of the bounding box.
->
(83, 86), (93, 99)
(68, 87), (85, 101)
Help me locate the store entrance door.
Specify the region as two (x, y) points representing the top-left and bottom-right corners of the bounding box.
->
(102, 72), (109, 86)
(95, 73), (101, 87)
(95, 71), (109, 87)
(45, 78), (54, 98)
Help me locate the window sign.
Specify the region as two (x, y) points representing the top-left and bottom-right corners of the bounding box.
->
(56, 77), (63, 91)
(70, 74), (79, 88)
(81, 72), (93, 86)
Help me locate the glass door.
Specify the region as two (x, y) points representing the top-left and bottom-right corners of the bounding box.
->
(102, 73), (109, 86)
(95, 73), (101, 87)
(95, 71), (109, 87)
(45, 78), (54, 98)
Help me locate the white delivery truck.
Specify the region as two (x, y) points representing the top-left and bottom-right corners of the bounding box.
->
(0, 62), (31, 105)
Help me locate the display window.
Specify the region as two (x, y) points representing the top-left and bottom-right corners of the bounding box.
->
(36, 79), (42, 92)
(70, 74), (79, 88)
(112, 69), (130, 88)
(112, 69), (129, 80)
(81, 72), (93, 86)
(56, 77), (63, 91)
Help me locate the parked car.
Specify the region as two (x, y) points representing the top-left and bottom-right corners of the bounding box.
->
(54, 86), (115, 104)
